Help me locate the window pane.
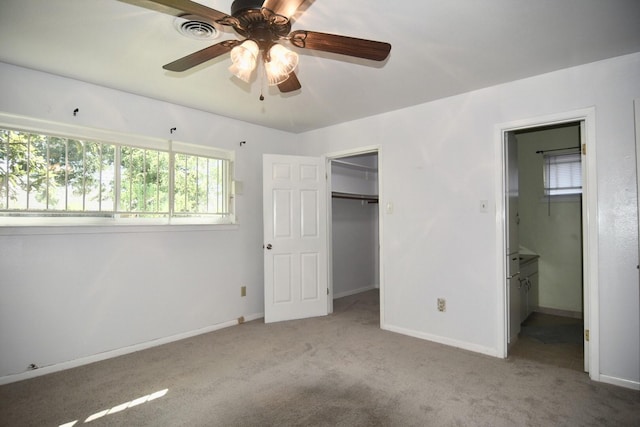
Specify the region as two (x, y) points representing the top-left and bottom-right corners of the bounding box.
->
(99, 143), (116, 211)
(120, 146), (132, 212)
(27, 133), (49, 210)
(544, 153), (582, 196)
(83, 141), (116, 212)
(208, 158), (227, 213)
(174, 153), (189, 213)
(156, 151), (170, 213)
(66, 139), (85, 211)
(173, 153), (228, 216)
(143, 149), (169, 214)
(47, 136), (67, 210)
(197, 156), (208, 213)
(7, 131), (30, 210)
(119, 146), (169, 216)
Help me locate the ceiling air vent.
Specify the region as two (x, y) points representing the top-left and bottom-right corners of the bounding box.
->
(174, 15), (218, 40)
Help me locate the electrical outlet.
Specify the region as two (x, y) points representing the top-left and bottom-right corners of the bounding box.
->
(240, 286), (246, 297)
(437, 298), (446, 312)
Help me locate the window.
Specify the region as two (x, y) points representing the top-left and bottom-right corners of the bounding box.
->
(543, 152), (582, 196)
(0, 126), (233, 225)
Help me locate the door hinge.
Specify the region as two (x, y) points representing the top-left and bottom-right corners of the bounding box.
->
(582, 144), (587, 155)
(327, 288), (329, 295)
(585, 329), (590, 342)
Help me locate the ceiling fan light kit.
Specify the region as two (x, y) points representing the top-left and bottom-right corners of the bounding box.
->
(228, 39), (299, 86)
(121, 0), (392, 95)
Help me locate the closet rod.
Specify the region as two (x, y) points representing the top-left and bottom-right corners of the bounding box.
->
(331, 192), (378, 203)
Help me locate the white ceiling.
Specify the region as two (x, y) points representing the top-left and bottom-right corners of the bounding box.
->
(1, 0), (639, 133)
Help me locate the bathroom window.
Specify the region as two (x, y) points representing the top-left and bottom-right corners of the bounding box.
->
(543, 152), (582, 196)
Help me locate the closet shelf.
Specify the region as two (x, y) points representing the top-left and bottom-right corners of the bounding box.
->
(331, 159), (378, 173)
(331, 192), (379, 203)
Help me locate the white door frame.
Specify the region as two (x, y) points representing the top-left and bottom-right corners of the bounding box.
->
(635, 99), (640, 380)
(324, 145), (383, 326)
(494, 108), (600, 381)
(635, 99), (640, 284)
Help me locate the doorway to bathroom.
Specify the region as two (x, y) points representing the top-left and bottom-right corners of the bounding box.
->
(499, 108), (598, 378)
(507, 122), (585, 371)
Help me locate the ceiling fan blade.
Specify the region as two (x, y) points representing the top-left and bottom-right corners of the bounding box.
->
(163, 40), (240, 72)
(262, 0), (306, 18)
(289, 30), (391, 61)
(119, 0), (235, 25)
(278, 71), (301, 93)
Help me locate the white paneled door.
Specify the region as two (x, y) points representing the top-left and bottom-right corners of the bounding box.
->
(263, 154), (328, 323)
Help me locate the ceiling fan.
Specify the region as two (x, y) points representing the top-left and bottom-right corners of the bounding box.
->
(120, 0), (392, 94)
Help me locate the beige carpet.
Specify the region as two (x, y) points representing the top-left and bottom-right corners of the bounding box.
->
(1, 290), (638, 426)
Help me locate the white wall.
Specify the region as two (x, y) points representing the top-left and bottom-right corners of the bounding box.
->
(517, 126), (583, 315)
(299, 53), (640, 387)
(0, 63), (298, 382)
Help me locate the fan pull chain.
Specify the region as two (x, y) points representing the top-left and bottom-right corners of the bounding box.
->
(259, 54), (265, 101)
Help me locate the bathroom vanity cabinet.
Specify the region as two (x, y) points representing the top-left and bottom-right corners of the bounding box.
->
(519, 255), (539, 322)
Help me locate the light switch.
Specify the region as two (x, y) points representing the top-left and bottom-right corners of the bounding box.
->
(234, 181), (243, 195)
(386, 202), (394, 214)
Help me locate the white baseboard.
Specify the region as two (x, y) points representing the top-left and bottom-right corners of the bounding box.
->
(381, 323), (500, 358)
(599, 374), (640, 391)
(0, 312), (264, 386)
(334, 285), (378, 300)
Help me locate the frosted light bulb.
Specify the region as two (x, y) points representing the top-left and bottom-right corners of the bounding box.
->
(229, 40), (259, 82)
(264, 44), (298, 86)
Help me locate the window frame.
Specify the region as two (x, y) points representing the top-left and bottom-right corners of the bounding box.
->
(0, 113), (235, 229)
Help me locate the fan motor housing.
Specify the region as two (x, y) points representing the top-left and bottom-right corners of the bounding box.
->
(231, 0), (264, 16)
(230, 0), (291, 41)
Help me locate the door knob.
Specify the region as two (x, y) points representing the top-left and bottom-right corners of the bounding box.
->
(266, 244), (273, 250)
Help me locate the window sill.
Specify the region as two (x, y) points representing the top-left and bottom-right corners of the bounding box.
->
(0, 222), (239, 236)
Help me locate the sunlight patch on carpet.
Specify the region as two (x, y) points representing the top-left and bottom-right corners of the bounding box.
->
(58, 388), (168, 426)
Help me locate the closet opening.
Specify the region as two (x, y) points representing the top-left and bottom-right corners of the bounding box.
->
(327, 150), (381, 321)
